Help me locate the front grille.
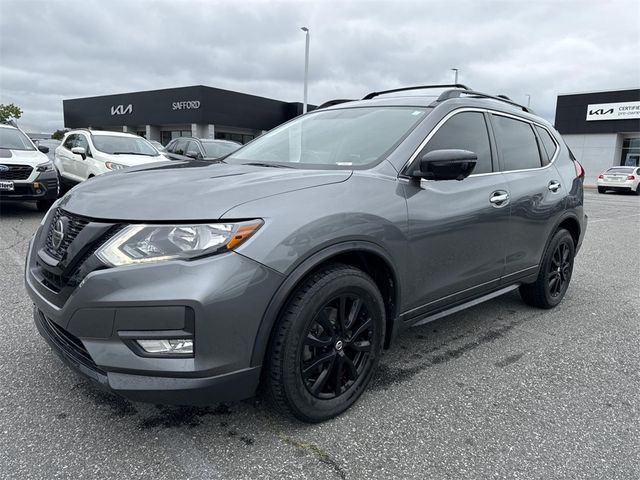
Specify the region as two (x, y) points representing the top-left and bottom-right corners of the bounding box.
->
(38, 311), (103, 374)
(0, 164), (33, 180)
(45, 208), (90, 260)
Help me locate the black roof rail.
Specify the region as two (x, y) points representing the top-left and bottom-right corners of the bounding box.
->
(316, 99), (355, 109)
(362, 84), (470, 100)
(436, 89), (533, 113)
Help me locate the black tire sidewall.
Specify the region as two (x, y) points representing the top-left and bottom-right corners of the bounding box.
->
(540, 230), (575, 307)
(276, 268), (385, 421)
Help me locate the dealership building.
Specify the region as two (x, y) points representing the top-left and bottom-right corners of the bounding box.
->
(63, 85), (311, 145)
(554, 88), (640, 185)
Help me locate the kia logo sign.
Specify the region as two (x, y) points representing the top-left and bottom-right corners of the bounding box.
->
(172, 101), (201, 110)
(111, 104), (133, 115)
(588, 108), (614, 116)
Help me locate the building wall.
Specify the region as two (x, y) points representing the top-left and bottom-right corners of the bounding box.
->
(563, 133), (621, 185)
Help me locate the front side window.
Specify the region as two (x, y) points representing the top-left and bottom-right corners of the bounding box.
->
(226, 107), (428, 169)
(76, 134), (89, 152)
(0, 128), (36, 151)
(173, 139), (188, 155)
(91, 135), (159, 156)
(421, 112), (493, 174)
(492, 115), (542, 171)
(63, 134), (77, 150)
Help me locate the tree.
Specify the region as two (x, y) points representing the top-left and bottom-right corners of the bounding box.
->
(51, 129), (68, 141)
(0, 103), (23, 123)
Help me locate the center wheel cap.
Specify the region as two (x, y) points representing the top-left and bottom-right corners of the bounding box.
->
(334, 340), (344, 351)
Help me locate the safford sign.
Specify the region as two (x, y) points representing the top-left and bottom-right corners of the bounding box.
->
(586, 101), (640, 121)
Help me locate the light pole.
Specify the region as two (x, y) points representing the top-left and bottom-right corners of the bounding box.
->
(451, 68), (459, 84)
(525, 94), (531, 107)
(301, 27), (310, 113)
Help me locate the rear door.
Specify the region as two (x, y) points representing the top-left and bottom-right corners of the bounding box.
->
(489, 113), (566, 281)
(404, 110), (509, 318)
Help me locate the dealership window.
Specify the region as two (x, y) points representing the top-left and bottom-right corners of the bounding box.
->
(491, 115), (542, 171)
(421, 112), (493, 174)
(621, 137), (640, 166)
(215, 132), (254, 144)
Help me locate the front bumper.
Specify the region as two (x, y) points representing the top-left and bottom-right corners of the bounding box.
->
(0, 170), (58, 201)
(25, 227), (284, 405)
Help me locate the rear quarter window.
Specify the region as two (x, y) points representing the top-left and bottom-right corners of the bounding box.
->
(535, 125), (558, 165)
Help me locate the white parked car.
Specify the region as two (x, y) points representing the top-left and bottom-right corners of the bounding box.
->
(597, 166), (640, 195)
(54, 130), (165, 185)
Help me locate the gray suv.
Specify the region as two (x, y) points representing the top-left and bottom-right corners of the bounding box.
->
(25, 85), (587, 422)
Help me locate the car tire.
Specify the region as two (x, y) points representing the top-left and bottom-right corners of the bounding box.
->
(519, 229), (575, 309)
(36, 199), (55, 212)
(266, 263), (385, 423)
(597, 187), (606, 194)
(635, 185), (640, 196)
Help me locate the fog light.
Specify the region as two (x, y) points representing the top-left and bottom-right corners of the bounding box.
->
(33, 182), (41, 189)
(136, 339), (193, 354)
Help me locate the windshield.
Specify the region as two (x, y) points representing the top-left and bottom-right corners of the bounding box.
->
(226, 107), (428, 168)
(606, 167), (634, 174)
(92, 135), (159, 156)
(0, 128), (35, 151)
(202, 142), (240, 158)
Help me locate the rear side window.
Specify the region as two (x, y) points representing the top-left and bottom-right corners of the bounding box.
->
(422, 112), (493, 174)
(492, 115), (542, 171)
(535, 125), (557, 165)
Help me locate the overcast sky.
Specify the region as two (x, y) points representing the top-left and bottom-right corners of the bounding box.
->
(1, 0), (638, 133)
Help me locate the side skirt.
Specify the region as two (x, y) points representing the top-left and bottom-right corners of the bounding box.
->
(410, 284), (520, 327)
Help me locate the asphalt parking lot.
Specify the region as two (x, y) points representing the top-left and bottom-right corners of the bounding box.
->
(0, 189), (638, 480)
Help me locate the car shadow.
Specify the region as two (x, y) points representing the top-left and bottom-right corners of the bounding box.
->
(0, 200), (45, 219)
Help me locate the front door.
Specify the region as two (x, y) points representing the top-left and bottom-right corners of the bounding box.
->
(404, 111), (509, 318)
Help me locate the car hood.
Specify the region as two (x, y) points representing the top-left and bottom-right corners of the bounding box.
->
(58, 161), (352, 221)
(105, 153), (165, 166)
(0, 148), (49, 166)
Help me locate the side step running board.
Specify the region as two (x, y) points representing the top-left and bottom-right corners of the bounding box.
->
(411, 284), (520, 327)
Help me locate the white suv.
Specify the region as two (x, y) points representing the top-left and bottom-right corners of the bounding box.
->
(54, 130), (164, 185)
(0, 123), (59, 211)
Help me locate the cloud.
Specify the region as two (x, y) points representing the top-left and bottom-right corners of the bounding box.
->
(0, 0), (638, 132)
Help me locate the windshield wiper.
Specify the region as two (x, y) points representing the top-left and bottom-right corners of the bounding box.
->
(242, 162), (293, 169)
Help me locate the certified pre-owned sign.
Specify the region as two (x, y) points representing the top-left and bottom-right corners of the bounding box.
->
(172, 100), (201, 110)
(586, 101), (640, 121)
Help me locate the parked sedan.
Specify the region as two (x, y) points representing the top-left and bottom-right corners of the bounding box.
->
(164, 137), (241, 161)
(597, 166), (640, 194)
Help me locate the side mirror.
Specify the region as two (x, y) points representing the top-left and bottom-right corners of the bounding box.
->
(38, 145), (50, 154)
(186, 151), (202, 160)
(71, 146), (87, 160)
(414, 149), (477, 181)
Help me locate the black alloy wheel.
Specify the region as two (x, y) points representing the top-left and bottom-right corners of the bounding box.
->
(300, 294), (374, 399)
(267, 264), (385, 422)
(547, 241), (572, 298)
(519, 228), (575, 309)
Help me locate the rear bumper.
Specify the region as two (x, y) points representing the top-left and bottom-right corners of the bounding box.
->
(34, 307), (262, 405)
(597, 181), (636, 190)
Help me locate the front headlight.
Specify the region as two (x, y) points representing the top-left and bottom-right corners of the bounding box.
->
(95, 220), (263, 266)
(36, 161), (54, 172)
(105, 161), (127, 170)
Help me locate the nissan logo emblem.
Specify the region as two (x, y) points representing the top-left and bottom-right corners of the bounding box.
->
(52, 219), (65, 250)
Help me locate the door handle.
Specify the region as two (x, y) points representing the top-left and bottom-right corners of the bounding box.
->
(489, 191), (509, 205)
(548, 181), (561, 192)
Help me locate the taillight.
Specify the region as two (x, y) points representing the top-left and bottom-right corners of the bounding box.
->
(574, 160), (585, 179)
(627, 175), (636, 180)
(598, 174), (604, 179)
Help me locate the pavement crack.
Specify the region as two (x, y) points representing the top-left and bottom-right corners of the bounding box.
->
(276, 432), (346, 479)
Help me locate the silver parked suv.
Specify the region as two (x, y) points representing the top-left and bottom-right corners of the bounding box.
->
(25, 85), (587, 422)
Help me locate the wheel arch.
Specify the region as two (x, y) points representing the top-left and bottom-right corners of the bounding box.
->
(250, 241), (401, 368)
